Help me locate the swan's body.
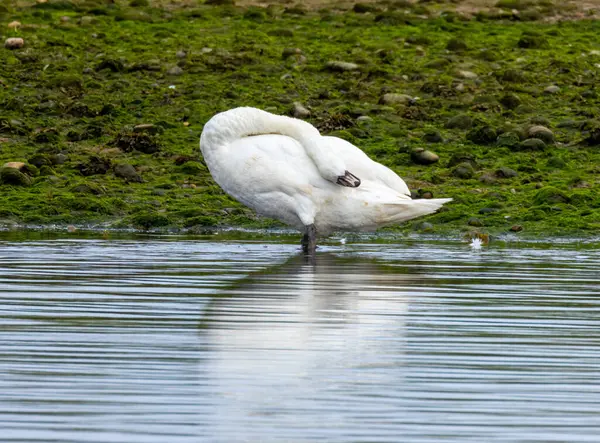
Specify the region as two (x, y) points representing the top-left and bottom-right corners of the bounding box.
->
(200, 107), (451, 251)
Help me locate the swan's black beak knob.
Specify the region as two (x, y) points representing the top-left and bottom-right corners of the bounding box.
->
(336, 170), (361, 188)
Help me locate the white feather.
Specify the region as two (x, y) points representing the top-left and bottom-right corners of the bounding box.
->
(200, 107), (451, 235)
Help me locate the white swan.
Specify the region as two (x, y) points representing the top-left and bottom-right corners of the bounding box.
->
(200, 107), (451, 253)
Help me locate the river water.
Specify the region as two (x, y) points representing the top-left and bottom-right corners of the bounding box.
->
(1, 236), (599, 442)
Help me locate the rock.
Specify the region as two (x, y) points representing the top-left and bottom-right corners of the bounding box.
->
(413, 221), (434, 232)
(422, 130), (443, 143)
(446, 38), (467, 52)
(28, 154), (50, 168)
(356, 115), (372, 124)
(533, 186), (570, 205)
(467, 217), (483, 227)
(167, 66), (184, 76)
(546, 156), (566, 169)
(0, 167), (32, 186)
(50, 153), (68, 165)
(2, 161), (26, 170)
(585, 128), (600, 146)
(527, 125), (554, 144)
(544, 85), (560, 94)
(510, 225), (523, 232)
(379, 93), (413, 105)
(518, 32), (548, 49)
(8, 21), (22, 29)
(112, 132), (161, 154)
(71, 183), (102, 195)
(452, 162), (475, 179)
(445, 113), (472, 130)
(520, 138), (547, 151)
(494, 167), (518, 179)
(133, 123), (160, 134)
(78, 156), (111, 176)
(176, 50), (187, 58)
(292, 102), (310, 119)
(457, 70), (477, 79)
(425, 58), (451, 69)
(448, 153), (477, 168)
(479, 207), (500, 214)
(114, 163), (142, 183)
(411, 148), (439, 165)
(282, 47), (302, 58)
(500, 69), (524, 83)
(4, 38), (24, 50)
(467, 125), (497, 145)
(325, 61), (359, 72)
(479, 172), (498, 184)
(500, 93), (521, 109)
(416, 189), (434, 199)
(496, 131), (520, 149)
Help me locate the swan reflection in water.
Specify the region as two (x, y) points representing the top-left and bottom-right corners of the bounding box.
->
(198, 252), (414, 437)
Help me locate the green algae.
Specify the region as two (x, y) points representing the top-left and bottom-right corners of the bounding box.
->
(0, 1), (599, 238)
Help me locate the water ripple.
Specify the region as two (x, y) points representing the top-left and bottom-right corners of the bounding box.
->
(1, 239), (599, 442)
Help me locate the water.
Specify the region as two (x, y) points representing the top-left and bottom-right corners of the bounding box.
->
(1, 237), (599, 442)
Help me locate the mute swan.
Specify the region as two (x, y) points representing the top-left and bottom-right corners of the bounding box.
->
(200, 107), (451, 253)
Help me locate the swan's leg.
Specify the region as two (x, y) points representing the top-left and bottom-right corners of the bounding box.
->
(301, 224), (317, 254)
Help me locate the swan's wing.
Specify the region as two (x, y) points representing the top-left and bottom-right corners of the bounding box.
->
(324, 136), (411, 197)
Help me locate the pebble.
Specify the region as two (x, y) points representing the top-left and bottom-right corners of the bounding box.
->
(325, 61), (359, 72)
(457, 70), (478, 79)
(4, 38), (24, 50)
(510, 225), (523, 232)
(380, 93), (413, 105)
(411, 148), (439, 165)
(527, 125), (554, 144)
(176, 50), (187, 58)
(167, 66), (183, 76)
(544, 85), (560, 94)
(292, 102), (310, 119)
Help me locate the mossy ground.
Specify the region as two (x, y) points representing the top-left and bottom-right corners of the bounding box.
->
(1, 0), (599, 237)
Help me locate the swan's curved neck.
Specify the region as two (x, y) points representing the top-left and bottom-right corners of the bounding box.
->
(200, 107), (346, 182)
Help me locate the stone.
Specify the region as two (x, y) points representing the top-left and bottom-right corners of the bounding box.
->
(413, 221), (434, 232)
(176, 50), (187, 58)
(4, 38), (24, 50)
(457, 70), (477, 79)
(114, 163), (142, 183)
(0, 167), (32, 186)
(544, 85), (560, 94)
(546, 156), (566, 169)
(452, 162), (475, 179)
(445, 113), (472, 130)
(446, 38), (467, 52)
(510, 225), (523, 232)
(585, 128), (600, 146)
(292, 102), (310, 119)
(50, 153), (68, 165)
(494, 167), (518, 179)
(479, 207), (500, 214)
(379, 93), (413, 105)
(499, 93), (521, 109)
(422, 131), (443, 143)
(496, 131), (520, 149)
(467, 217), (483, 227)
(282, 47), (302, 58)
(8, 21), (22, 29)
(133, 123), (160, 134)
(410, 148), (439, 165)
(167, 66), (184, 76)
(520, 138), (547, 151)
(527, 125), (554, 144)
(533, 186), (570, 205)
(478, 172), (498, 184)
(325, 61), (359, 72)
(78, 156), (111, 176)
(467, 125), (497, 145)
(448, 153), (477, 168)
(2, 161), (26, 170)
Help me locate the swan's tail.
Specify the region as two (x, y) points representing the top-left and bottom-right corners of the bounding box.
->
(377, 198), (452, 225)
(200, 107), (349, 185)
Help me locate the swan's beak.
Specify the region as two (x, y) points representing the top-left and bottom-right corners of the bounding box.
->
(337, 170), (361, 188)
